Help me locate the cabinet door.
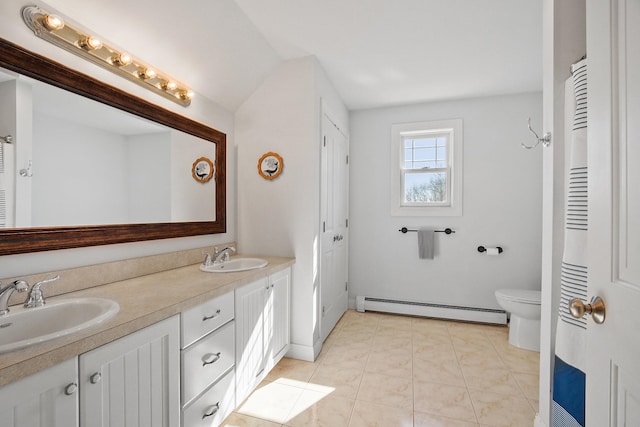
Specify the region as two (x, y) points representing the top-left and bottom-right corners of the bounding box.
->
(267, 268), (290, 366)
(234, 277), (268, 404)
(79, 316), (180, 427)
(0, 357), (79, 427)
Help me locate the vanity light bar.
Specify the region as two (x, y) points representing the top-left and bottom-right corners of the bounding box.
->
(22, 5), (193, 107)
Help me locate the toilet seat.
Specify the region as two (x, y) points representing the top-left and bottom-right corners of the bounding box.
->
(495, 289), (541, 305)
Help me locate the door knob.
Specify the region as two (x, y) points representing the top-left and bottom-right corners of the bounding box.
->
(569, 296), (606, 324)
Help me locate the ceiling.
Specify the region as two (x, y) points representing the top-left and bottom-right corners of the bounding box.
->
(233, 0), (543, 110)
(42, 0), (542, 112)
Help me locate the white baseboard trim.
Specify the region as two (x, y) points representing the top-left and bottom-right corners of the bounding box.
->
(285, 343), (316, 362)
(534, 413), (547, 427)
(313, 337), (323, 360)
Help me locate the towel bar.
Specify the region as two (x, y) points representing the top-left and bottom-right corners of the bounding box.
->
(399, 227), (454, 234)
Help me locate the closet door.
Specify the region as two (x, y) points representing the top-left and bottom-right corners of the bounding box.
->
(320, 109), (349, 342)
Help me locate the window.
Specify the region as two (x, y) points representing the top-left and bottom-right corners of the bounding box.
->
(390, 119), (463, 216)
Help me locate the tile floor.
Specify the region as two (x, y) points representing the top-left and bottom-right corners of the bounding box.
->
(222, 310), (540, 427)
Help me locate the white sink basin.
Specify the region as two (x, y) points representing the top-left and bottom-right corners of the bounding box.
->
(0, 297), (119, 354)
(200, 257), (268, 273)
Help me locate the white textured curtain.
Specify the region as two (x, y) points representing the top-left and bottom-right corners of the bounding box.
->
(0, 141), (6, 228)
(552, 58), (587, 427)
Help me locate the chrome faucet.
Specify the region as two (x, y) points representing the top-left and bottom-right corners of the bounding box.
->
(24, 275), (60, 308)
(213, 246), (236, 263)
(202, 252), (214, 267)
(0, 280), (29, 316)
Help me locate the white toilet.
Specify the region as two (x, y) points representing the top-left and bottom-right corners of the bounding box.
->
(494, 289), (541, 352)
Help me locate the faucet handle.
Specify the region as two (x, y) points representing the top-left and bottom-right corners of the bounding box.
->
(222, 247), (235, 262)
(24, 275), (60, 308)
(202, 252), (213, 267)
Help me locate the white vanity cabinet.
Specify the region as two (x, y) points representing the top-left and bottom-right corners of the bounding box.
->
(0, 316), (180, 427)
(79, 315), (180, 427)
(0, 357), (79, 427)
(235, 267), (291, 405)
(181, 291), (235, 427)
(0, 263), (292, 427)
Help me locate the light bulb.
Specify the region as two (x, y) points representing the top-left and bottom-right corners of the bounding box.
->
(138, 68), (156, 79)
(161, 80), (177, 91)
(43, 14), (64, 31)
(79, 36), (102, 50)
(177, 90), (194, 101)
(111, 53), (132, 66)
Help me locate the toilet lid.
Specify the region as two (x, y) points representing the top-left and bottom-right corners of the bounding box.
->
(495, 289), (541, 304)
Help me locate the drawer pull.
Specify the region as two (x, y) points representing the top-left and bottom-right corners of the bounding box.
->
(202, 402), (220, 419)
(202, 309), (221, 322)
(202, 352), (222, 366)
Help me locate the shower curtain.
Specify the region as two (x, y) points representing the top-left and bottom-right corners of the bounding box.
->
(0, 140), (6, 228)
(552, 58), (587, 427)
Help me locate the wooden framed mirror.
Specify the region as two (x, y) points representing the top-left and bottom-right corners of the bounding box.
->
(0, 38), (226, 255)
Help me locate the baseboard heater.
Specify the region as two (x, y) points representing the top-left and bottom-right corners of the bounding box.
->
(355, 296), (507, 325)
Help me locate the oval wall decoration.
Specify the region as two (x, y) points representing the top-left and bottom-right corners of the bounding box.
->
(192, 157), (214, 183)
(258, 152), (284, 180)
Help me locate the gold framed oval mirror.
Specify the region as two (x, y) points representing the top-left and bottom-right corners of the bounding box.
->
(0, 38), (226, 255)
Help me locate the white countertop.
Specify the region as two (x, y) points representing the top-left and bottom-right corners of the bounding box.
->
(0, 256), (294, 387)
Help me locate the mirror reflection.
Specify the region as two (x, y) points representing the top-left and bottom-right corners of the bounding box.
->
(0, 38), (225, 255)
(0, 68), (216, 228)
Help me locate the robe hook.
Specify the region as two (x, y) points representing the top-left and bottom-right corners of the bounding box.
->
(521, 118), (551, 149)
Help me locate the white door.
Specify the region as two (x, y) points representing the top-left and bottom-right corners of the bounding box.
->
(586, 0), (640, 424)
(320, 111), (349, 342)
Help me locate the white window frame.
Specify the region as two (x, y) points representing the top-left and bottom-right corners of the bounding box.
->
(390, 119), (463, 216)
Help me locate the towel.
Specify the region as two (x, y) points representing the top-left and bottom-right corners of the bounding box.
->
(552, 58), (587, 427)
(0, 142), (5, 228)
(417, 228), (435, 259)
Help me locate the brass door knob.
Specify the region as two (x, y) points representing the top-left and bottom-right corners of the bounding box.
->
(569, 296), (606, 324)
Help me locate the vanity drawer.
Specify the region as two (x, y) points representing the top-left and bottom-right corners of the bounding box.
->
(182, 320), (234, 406)
(182, 291), (234, 348)
(182, 369), (234, 427)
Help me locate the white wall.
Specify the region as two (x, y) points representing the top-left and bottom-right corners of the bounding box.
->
(0, 0), (236, 277)
(33, 113), (130, 226)
(127, 132), (171, 223)
(170, 131), (217, 222)
(349, 93), (543, 311)
(236, 56), (348, 359)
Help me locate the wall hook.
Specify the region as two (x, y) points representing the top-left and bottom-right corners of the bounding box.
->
(0, 135), (13, 144)
(521, 118), (551, 150)
(19, 160), (33, 177)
